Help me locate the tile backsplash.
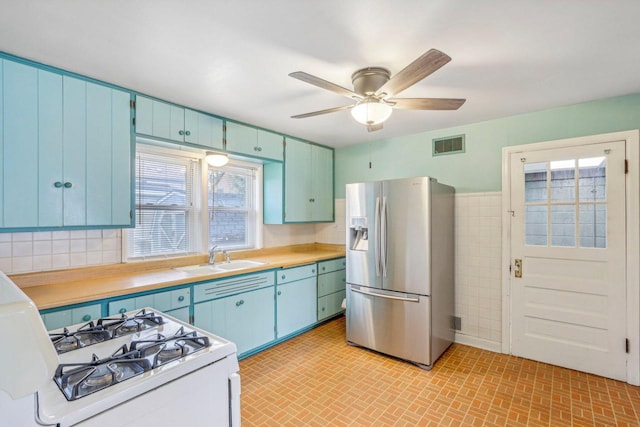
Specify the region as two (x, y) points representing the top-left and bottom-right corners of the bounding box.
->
(0, 229), (122, 274)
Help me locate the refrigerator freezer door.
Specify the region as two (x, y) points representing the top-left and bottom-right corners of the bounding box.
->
(382, 177), (432, 295)
(346, 284), (432, 368)
(346, 182), (382, 289)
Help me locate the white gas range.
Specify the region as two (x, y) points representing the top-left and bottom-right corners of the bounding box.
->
(0, 272), (240, 427)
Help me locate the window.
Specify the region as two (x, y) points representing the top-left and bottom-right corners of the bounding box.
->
(127, 146), (200, 259)
(208, 162), (257, 250)
(524, 157), (607, 248)
(127, 143), (261, 260)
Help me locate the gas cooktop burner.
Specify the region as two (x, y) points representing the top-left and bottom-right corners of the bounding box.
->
(97, 309), (164, 337)
(49, 322), (111, 354)
(54, 345), (151, 401)
(131, 326), (211, 368)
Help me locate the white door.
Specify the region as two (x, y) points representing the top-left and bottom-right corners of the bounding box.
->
(509, 140), (627, 381)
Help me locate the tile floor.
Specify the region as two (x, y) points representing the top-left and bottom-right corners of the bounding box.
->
(239, 316), (640, 426)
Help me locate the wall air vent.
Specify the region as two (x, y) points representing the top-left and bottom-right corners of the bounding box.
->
(432, 134), (465, 156)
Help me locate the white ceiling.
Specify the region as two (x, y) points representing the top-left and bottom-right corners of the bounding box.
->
(1, 1), (640, 148)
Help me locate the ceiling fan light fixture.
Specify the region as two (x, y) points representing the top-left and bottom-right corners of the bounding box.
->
(350, 98), (393, 126)
(205, 151), (229, 167)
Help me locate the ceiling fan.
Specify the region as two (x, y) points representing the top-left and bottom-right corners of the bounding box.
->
(289, 49), (466, 132)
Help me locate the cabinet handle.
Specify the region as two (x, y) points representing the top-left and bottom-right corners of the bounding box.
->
(185, 130), (191, 136)
(54, 181), (63, 188)
(277, 291), (282, 296)
(322, 266), (326, 271)
(82, 314), (91, 322)
(235, 299), (245, 307)
(119, 308), (127, 314)
(178, 296), (185, 302)
(312, 269), (315, 273)
(179, 130), (185, 136)
(281, 274), (286, 280)
(321, 307), (325, 312)
(64, 182), (73, 189)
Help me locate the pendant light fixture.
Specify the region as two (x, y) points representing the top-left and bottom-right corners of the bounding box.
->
(205, 151), (229, 167)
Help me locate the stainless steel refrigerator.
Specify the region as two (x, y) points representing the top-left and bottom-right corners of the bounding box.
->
(345, 176), (454, 369)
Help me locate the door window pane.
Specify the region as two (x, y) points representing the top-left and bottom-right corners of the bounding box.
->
(579, 157), (606, 202)
(524, 162), (547, 202)
(580, 204), (607, 248)
(551, 205), (576, 247)
(525, 205), (547, 246)
(550, 160), (575, 202)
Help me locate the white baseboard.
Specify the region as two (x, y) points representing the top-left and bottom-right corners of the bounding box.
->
(454, 332), (503, 353)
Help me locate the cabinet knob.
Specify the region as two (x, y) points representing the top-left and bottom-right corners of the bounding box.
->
(309, 198), (315, 202)
(254, 146), (259, 151)
(178, 295), (185, 302)
(235, 299), (245, 307)
(185, 130), (191, 136)
(179, 130), (185, 136)
(64, 182), (73, 188)
(82, 314), (91, 322)
(281, 274), (286, 280)
(277, 290), (282, 296)
(312, 269), (315, 273)
(119, 308), (127, 314)
(257, 147), (262, 151)
(54, 181), (63, 188)
(322, 266), (326, 271)
(321, 307), (325, 311)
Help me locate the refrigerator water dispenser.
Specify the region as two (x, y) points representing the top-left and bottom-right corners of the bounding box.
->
(349, 217), (368, 251)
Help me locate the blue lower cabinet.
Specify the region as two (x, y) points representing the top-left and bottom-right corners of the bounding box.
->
(41, 303), (102, 330)
(193, 286), (275, 355)
(164, 306), (190, 324)
(276, 276), (317, 338)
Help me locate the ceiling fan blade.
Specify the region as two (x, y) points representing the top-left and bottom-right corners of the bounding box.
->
(291, 104), (354, 119)
(388, 98), (466, 110)
(367, 123), (383, 132)
(289, 71), (362, 100)
(376, 49), (452, 98)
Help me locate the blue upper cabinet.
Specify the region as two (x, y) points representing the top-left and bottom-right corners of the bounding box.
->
(135, 95), (223, 150)
(225, 121), (283, 161)
(0, 57), (134, 231)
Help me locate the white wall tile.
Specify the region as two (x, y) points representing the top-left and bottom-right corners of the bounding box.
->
(52, 253), (70, 269)
(33, 231), (52, 241)
(70, 239), (87, 253)
(52, 231), (70, 240)
(33, 241), (52, 256)
(12, 241), (33, 257)
(52, 240), (70, 254)
(0, 242), (11, 258)
(12, 256), (33, 273)
(33, 255), (52, 271)
(12, 232), (33, 242)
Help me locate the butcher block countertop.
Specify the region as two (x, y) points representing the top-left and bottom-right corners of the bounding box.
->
(11, 243), (346, 310)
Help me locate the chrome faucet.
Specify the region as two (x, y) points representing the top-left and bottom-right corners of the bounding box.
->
(209, 245), (221, 265)
(223, 250), (231, 263)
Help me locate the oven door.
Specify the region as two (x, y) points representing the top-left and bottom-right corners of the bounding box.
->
(72, 360), (239, 427)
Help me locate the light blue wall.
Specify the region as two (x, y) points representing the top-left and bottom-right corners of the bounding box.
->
(335, 93), (640, 198)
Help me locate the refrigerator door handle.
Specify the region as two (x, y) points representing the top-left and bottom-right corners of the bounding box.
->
(350, 286), (420, 303)
(374, 196), (381, 276)
(381, 196), (388, 277)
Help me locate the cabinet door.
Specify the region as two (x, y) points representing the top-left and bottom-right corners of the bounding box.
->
(135, 95), (153, 136)
(151, 99), (172, 140)
(311, 144), (334, 221)
(2, 60), (40, 227)
(194, 286), (275, 355)
(284, 137), (311, 222)
(170, 104), (185, 142)
(184, 109), (223, 149)
(225, 121), (258, 157)
(64, 77), (132, 227)
(276, 277), (317, 338)
(256, 129), (283, 161)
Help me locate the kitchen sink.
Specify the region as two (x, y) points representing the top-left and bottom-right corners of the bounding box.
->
(214, 259), (268, 271)
(174, 259), (267, 276)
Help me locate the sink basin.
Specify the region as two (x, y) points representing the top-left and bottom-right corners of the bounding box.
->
(214, 259), (267, 271)
(174, 259), (267, 276)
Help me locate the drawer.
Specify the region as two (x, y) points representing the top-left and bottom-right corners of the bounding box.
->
(277, 264), (316, 285)
(193, 271), (275, 303)
(318, 258), (346, 275)
(317, 270), (346, 297)
(108, 287), (190, 315)
(41, 303), (103, 330)
(317, 290), (346, 321)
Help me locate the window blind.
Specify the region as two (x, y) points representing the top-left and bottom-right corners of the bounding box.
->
(128, 150), (199, 258)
